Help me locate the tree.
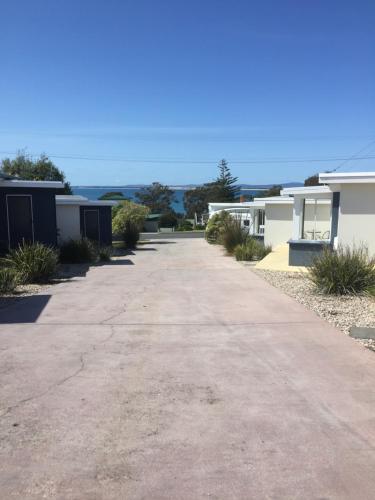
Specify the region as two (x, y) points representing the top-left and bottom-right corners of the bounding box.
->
(184, 185), (213, 218)
(99, 191), (126, 200)
(1, 153), (72, 194)
(135, 182), (176, 214)
(183, 160), (239, 217)
(214, 159), (239, 202)
(304, 174), (320, 186)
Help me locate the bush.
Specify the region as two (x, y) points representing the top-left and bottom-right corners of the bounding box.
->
(177, 220), (194, 231)
(205, 211), (232, 244)
(234, 239), (272, 261)
(99, 246), (113, 262)
(257, 243), (272, 260)
(159, 212), (178, 228)
(0, 268), (19, 294)
(60, 238), (98, 264)
(309, 245), (375, 295)
(112, 200), (149, 230)
(3, 242), (58, 283)
(122, 221), (139, 249)
(221, 216), (248, 254)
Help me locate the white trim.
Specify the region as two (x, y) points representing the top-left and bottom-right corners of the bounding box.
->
(281, 185), (332, 196)
(319, 171), (375, 184)
(56, 195), (117, 207)
(6, 194), (35, 248)
(254, 197), (294, 205)
(83, 208), (101, 242)
(0, 179), (64, 189)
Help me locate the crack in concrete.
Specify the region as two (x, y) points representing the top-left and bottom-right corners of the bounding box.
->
(0, 325), (117, 419)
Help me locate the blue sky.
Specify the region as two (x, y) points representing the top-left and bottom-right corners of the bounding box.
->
(0, 0), (374, 185)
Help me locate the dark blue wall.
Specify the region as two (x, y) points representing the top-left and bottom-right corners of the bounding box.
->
(80, 206), (112, 246)
(330, 192), (340, 244)
(0, 187), (60, 252)
(288, 240), (332, 266)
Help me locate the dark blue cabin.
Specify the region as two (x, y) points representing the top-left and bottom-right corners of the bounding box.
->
(79, 204), (113, 246)
(0, 179), (64, 253)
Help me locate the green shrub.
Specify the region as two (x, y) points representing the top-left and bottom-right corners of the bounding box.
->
(257, 243), (272, 260)
(195, 224), (206, 230)
(205, 211), (232, 244)
(309, 245), (375, 295)
(122, 221), (139, 249)
(3, 242), (58, 283)
(0, 268), (19, 294)
(221, 216), (248, 254)
(112, 199), (149, 227)
(159, 212), (178, 228)
(234, 239), (272, 261)
(60, 238), (98, 264)
(177, 220), (194, 231)
(99, 246), (113, 262)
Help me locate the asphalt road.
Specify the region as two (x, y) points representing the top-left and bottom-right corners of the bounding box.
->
(0, 239), (375, 499)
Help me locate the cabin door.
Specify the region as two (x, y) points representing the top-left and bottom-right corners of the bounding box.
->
(6, 195), (34, 248)
(84, 209), (100, 242)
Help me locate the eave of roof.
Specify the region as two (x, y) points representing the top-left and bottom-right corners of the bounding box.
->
(0, 179), (64, 189)
(319, 171), (375, 184)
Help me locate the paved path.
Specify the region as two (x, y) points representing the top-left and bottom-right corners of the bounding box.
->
(0, 239), (375, 499)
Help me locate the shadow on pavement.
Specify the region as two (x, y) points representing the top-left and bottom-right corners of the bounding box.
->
(0, 295), (51, 324)
(58, 263), (90, 279)
(99, 259), (134, 266)
(139, 241), (176, 245)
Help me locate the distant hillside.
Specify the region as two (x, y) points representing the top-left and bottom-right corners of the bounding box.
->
(239, 182), (303, 190)
(73, 181), (303, 190)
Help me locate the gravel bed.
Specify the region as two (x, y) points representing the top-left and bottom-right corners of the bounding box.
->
(253, 269), (375, 351)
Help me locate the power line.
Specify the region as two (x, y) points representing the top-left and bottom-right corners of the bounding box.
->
(0, 150), (374, 166)
(331, 137), (375, 172)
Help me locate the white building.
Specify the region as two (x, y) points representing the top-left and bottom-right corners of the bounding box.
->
(208, 196), (331, 250)
(208, 201), (266, 238)
(320, 172), (375, 255)
(56, 195), (117, 246)
(282, 171), (375, 265)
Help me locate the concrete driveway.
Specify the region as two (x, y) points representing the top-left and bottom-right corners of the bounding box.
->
(0, 239), (375, 499)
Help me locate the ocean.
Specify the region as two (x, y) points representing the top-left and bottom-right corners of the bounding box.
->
(72, 186), (263, 213)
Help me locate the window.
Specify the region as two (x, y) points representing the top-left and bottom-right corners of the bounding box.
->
(301, 199), (331, 241)
(256, 209), (265, 234)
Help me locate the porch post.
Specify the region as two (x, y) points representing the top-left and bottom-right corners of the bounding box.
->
(330, 192), (340, 247)
(292, 197), (304, 240)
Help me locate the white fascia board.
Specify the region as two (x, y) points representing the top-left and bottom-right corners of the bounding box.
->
(56, 195), (117, 207)
(319, 171), (375, 184)
(208, 202), (252, 209)
(84, 200), (118, 207)
(281, 185), (331, 196)
(0, 179), (64, 189)
(254, 196), (293, 205)
(56, 195), (88, 203)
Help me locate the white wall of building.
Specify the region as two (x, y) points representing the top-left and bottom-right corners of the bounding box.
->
(56, 205), (81, 243)
(264, 204), (293, 248)
(338, 184), (375, 255)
